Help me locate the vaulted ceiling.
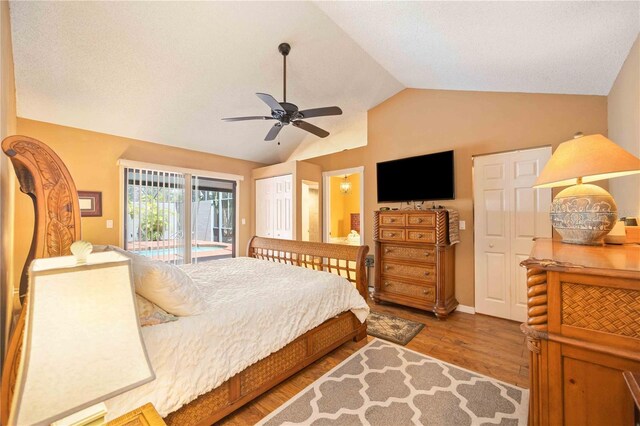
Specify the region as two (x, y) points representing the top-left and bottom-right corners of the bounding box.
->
(9, 1), (639, 164)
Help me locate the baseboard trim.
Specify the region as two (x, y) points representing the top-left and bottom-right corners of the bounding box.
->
(456, 304), (476, 314)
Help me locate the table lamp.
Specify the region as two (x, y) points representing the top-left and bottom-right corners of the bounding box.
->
(8, 244), (155, 425)
(534, 134), (640, 245)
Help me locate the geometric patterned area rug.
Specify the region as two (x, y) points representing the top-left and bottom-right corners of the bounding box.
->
(259, 339), (528, 426)
(366, 311), (425, 346)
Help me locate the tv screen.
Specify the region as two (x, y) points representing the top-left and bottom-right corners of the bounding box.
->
(376, 150), (455, 203)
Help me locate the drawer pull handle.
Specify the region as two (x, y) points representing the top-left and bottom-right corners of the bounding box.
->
(389, 218), (395, 222)
(384, 248), (391, 254)
(417, 234), (424, 238)
(384, 281), (391, 287)
(424, 252), (430, 257)
(423, 289), (430, 294)
(388, 233), (395, 237)
(385, 265), (391, 271)
(424, 271), (431, 276)
(417, 218), (423, 223)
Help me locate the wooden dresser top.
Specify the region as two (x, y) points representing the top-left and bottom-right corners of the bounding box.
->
(524, 238), (640, 280)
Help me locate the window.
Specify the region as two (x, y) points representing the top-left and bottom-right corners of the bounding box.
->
(124, 166), (237, 264)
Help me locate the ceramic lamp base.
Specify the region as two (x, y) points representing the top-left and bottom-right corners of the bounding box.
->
(550, 183), (618, 245)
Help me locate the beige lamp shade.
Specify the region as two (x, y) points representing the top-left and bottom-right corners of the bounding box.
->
(534, 134), (640, 188)
(9, 251), (155, 425)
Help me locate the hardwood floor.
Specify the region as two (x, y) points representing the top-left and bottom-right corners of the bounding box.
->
(220, 302), (528, 425)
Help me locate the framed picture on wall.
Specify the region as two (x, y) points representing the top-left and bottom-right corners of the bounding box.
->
(78, 191), (102, 217)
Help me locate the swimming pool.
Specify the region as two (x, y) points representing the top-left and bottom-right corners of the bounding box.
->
(133, 245), (226, 257)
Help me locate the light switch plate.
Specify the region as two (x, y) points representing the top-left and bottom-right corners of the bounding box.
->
(459, 220), (466, 230)
(106, 219), (113, 229)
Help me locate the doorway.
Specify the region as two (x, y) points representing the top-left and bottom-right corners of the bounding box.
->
(473, 146), (552, 322)
(301, 181), (320, 242)
(323, 167), (364, 245)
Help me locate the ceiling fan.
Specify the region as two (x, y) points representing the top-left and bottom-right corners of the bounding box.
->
(222, 43), (342, 142)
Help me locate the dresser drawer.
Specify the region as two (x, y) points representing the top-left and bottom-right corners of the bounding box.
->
(407, 229), (436, 243)
(380, 279), (435, 302)
(379, 228), (405, 242)
(382, 244), (435, 263)
(407, 213), (436, 227)
(379, 213), (405, 227)
(382, 261), (436, 283)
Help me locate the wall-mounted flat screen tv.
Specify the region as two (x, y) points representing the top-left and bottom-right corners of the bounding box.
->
(376, 150), (455, 203)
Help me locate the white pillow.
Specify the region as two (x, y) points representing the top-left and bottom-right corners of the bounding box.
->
(98, 245), (207, 316)
(130, 257), (207, 316)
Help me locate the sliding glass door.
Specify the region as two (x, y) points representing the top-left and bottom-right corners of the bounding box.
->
(124, 167), (236, 264)
(191, 176), (236, 263)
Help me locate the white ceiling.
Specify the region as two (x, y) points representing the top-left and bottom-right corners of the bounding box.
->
(9, 1), (640, 164)
(317, 1), (639, 95)
(9, 1), (402, 164)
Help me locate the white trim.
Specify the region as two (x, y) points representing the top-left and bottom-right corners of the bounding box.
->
(322, 166), (365, 245)
(456, 304), (476, 314)
(117, 159), (244, 182)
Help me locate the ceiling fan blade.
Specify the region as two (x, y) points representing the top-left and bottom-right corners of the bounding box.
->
(265, 123), (284, 141)
(292, 120), (330, 138)
(256, 93), (285, 114)
(222, 116), (275, 122)
(298, 106), (343, 119)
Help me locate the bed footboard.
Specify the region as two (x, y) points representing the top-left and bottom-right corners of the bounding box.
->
(247, 236), (369, 299)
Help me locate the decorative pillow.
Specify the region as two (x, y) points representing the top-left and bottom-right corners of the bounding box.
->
(129, 256), (207, 316)
(135, 294), (178, 327)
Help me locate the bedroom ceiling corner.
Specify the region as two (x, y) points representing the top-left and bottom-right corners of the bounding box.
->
(9, 1), (403, 165)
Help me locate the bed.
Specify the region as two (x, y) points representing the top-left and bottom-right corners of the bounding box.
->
(0, 135), (369, 426)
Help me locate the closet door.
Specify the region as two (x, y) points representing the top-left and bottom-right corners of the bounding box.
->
(273, 175), (293, 239)
(474, 147), (551, 321)
(255, 178), (274, 238)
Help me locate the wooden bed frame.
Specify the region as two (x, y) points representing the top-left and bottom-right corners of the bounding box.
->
(0, 136), (369, 426)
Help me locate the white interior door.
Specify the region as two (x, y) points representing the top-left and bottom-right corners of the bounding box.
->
(474, 147), (552, 322)
(274, 175), (293, 239)
(255, 177), (273, 238)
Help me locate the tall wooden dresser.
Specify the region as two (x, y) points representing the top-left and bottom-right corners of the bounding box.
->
(522, 239), (640, 425)
(372, 209), (458, 319)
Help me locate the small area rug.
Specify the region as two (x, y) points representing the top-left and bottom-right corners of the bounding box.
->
(259, 339), (528, 426)
(366, 311), (424, 345)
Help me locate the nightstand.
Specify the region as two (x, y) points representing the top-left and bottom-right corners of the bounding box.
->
(106, 403), (166, 426)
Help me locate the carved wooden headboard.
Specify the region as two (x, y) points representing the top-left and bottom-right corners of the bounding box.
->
(2, 135), (81, 302)
(1, 135), (81, 425)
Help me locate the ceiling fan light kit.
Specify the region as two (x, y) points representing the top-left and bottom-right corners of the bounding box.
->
(222, 43), (343, 141)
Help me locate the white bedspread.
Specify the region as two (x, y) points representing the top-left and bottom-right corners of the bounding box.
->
(104, 257), (369, 420)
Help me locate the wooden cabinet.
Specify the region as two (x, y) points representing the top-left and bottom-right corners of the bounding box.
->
(373, 210), (457, 319)
(522, 239), (640, 425)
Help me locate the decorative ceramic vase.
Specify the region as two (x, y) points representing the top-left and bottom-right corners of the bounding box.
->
(550, 183), (617, 245)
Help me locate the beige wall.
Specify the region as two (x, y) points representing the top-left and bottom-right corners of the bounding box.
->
(608, 35), (640, 219)
(307, 88), (608, 307)
(13, 119), (263, 285)
(1, 0), (17, 359)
